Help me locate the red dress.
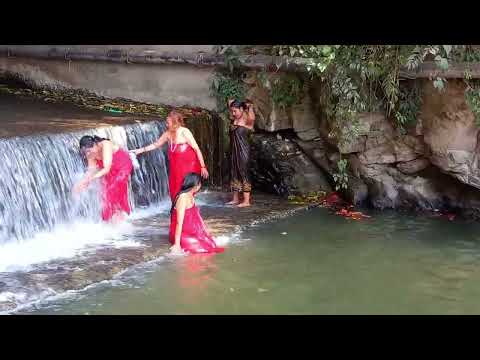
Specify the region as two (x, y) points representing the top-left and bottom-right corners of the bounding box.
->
(169, 203), (224, 254)
(168, 142), (201, 201)
(96, 149), (133, 221)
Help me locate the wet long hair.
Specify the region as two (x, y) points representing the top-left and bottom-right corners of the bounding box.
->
(229, 99), (248, 111)
(79, 135), (109, 154)
(170, 172), (202, 216)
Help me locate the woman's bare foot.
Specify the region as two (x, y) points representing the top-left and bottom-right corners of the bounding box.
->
(237, 202), (251, 208)
(226, 192), (240, 205)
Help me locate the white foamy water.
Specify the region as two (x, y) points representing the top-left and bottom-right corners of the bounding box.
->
(0, 221), (138, 273)
(0, 200), (172, 273)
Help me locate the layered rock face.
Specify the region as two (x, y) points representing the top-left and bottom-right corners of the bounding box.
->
(245, 72), (480, 216)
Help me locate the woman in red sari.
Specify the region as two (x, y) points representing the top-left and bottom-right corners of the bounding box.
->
(132, 111), (209, 201)
(169, 172), (224, 254)
(73, 135), (133, 223)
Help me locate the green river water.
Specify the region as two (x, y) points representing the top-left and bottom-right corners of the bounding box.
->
(25, 207), (480, 315)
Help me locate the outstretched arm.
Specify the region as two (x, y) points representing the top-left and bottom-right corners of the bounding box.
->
(133, 132), (168, 155)
(183, 128), (209, 179)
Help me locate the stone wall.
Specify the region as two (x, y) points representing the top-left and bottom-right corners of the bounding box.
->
(0, 45), (217, 110)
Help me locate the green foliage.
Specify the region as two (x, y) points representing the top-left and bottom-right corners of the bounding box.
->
(465, 80), (480, 127)
(271, 45), (454, 136)
(333, 159), (349, 191)
(270, 76), (304, 109)
(395, 82), (423, 132)
(213, 45), (480, 140)
(210, 72), (246, 115)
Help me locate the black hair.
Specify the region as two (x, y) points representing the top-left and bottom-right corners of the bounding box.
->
(229, 99), (248, 111)
(79, 135), (109, 151)
(170, 172), (202, 216)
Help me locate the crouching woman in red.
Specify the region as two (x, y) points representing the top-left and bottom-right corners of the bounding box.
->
(169, 173), (224, 255)
(73, 135), (133, 223)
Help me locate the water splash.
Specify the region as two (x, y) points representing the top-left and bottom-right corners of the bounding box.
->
(0, 120), (169, 245)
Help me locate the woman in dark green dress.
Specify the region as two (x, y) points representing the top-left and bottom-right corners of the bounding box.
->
(227, 99), (255, 207)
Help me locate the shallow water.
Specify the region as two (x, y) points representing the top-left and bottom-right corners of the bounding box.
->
(23, 207), (480, 315)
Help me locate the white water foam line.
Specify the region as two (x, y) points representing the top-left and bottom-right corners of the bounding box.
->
(0, 201), (171, 273)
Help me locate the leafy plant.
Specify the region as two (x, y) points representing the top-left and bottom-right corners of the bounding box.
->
(333, 158), (349, 191)
(270, 76), (304, 109)
(465, 80), (480, 127)
(395, 82), (423, 131)
(210, 72), (246, 115)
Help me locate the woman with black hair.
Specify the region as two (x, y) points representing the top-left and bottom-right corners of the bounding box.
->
(73, 135), (133, 223)
(169, 172), (224, 254)
(227, 99), (255, 207)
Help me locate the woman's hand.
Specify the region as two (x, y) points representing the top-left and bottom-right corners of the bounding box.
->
(132, 148), (143, 156)
(201, 167), (209, 179)
(170, 244), (183, 254)
(73, 178), (91, 194)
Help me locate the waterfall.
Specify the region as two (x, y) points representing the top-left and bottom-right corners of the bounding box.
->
(0, 120), (169, 245)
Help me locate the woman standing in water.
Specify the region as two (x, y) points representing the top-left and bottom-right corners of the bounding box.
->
(132, 110), (209, 201)
(227, 99), (255, 207)
(169, 172), (224, 254)
(73, 135), (133, 223)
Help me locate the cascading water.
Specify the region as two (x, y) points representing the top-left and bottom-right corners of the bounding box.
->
(0, 120), (169, 245)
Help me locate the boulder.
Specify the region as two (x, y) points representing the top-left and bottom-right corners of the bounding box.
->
(420, 79), (480, 189)
(397, 158), (431, 175)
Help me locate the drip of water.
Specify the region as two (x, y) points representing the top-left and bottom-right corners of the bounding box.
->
(0, 120), (169, 244)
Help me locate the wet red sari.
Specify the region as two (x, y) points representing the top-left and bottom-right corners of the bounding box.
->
(96, 149), (133, 221)
(168, 142), (201, 201)
(169, 204), (224, 254)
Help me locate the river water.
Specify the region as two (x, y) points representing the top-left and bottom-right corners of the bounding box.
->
(22, 207), (480, 315)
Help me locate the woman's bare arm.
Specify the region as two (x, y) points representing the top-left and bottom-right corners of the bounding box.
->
(91, 141), (113, 180)
(134, 132), (168, 155)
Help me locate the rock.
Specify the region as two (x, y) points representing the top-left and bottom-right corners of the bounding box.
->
(267, 105), (292, 131)
(347, 154), (364, 178)
(344, 176), (369, 206)
(359, 135), (425, 165)
(359, 142), (396, 164)
(397, 158), (431, 174)
(420, 79), (480, 190)
(297, 128), (320, 141)
(295, 138), (333, 174)
(392, 140), (420, 162)
(244, 71), (293, 132)
(337, 135), (366, 154)
(359, 164), (443, 210)
(324, 112), (395, 155)
(289, 89), (319, 133)
(365, 135), (390, 151)
(357, 112), (395, 137)
(250, 133), (332, 196)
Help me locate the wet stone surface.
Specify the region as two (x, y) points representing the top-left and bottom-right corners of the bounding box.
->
(0, 192), (318, 313)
